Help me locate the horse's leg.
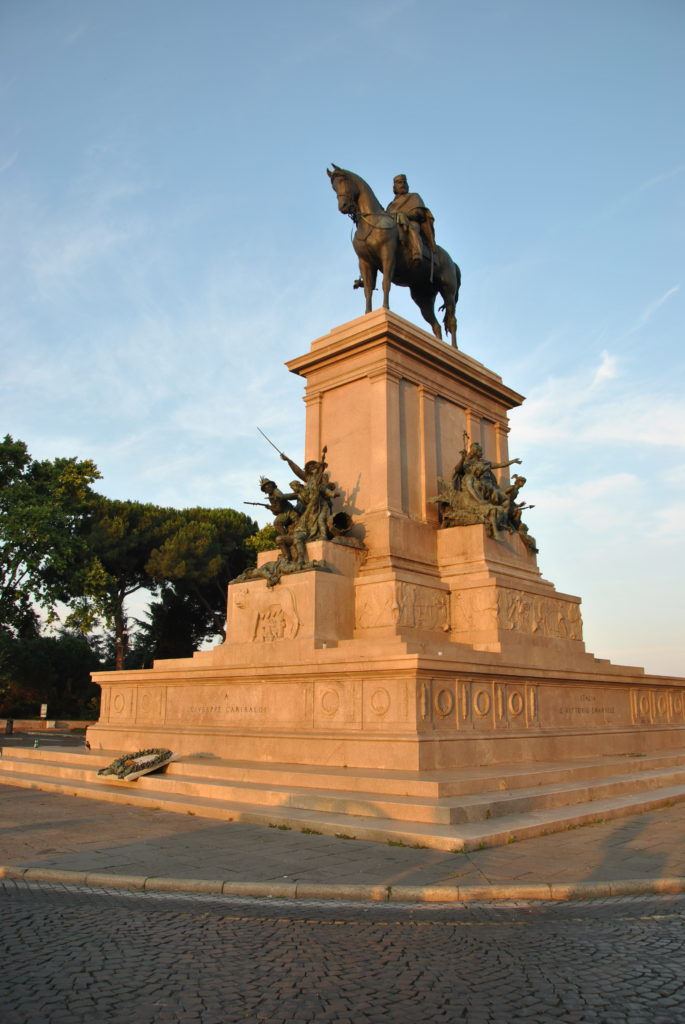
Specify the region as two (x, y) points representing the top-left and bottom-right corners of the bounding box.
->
(359, 259), (377, 313)
(411, 285), (442, 340)
(380, 240), (395, 310)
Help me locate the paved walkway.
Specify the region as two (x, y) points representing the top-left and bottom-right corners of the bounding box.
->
(1, 772), (685, 900)
(6, 882), (685, 1023)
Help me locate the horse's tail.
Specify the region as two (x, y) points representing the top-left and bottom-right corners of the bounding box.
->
(442, 305), (457, 346)
(442, 258), (460, 348)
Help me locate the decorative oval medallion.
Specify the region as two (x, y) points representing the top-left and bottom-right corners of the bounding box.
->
(321, 689), (340, 715)
(508, 691), (524, 717)
(113, 694), (125, 713)
(370, 687), (391, 716)
(434, 688), (454, 717)
(474, 689), (492, 717)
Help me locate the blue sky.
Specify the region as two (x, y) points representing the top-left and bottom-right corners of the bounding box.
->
(1, 0), (683, 674)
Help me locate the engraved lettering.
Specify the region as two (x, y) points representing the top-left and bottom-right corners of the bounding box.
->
(189, 704), (267, 714)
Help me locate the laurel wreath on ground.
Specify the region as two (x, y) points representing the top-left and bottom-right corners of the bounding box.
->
(97, 747), (174, 781)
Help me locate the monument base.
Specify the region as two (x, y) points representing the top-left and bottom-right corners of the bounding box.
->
(4, 310), (685, 846)
(87, 530), (685, 772)
(88, 310), (684, 777)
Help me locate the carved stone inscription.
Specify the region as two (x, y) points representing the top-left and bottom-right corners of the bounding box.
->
(498, 589), (583, 641)
(558, 692), (616, 720)
(163, 682), (312, 727)
(187, 701), (267, 715)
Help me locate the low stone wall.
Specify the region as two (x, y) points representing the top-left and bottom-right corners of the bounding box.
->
(1, 719), (93, 732)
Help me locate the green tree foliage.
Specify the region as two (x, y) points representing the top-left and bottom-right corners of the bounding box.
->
(0, 434), (100, 636)
(81, 499), (179, 668)
(0, 629), (103, 718)
(245, 522), (277, 555)
(146, 507), (257, 643)
(1, 436), (259, 686)
(83, 502), (257, 668)
(128, 589), (215, 668)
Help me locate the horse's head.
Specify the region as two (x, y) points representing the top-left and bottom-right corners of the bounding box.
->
(327, 165), (359, 218)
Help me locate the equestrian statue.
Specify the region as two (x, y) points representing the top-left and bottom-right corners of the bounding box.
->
(327, 165), (461, 347)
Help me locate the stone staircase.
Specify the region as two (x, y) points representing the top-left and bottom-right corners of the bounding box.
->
(2, 747), (685, 852)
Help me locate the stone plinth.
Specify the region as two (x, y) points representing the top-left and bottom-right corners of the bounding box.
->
(227, 541), (363, 648)
(88, 310), (685, 773)
(286, 309), (524, 568)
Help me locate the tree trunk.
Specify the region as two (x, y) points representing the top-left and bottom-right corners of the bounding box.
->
(113, 601), (128, 670)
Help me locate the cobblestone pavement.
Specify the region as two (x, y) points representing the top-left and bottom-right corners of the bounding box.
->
(2, 882), (685, 1024)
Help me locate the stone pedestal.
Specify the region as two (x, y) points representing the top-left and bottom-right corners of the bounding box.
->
(88, 310), (685, 771)
(228, 542), (362, 648)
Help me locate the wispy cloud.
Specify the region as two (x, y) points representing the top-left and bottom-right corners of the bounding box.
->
(514, 350), (685, 449)
(623, 285), (680, 338)
(64, 25), (87, 46)
(639, 163), (685, 192)
(0, 151), (18, 174)
(28, 219), (139, 283)
(594, 163), (685, 226)
(0, 171), (150, 310)
(527, 461), (684, 566)
(540, 472), (638, 534)
(589, 350), (618, 389)
(652, 503), (685, 540)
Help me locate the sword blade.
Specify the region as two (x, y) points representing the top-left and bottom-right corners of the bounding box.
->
(257, 426), (283, 456)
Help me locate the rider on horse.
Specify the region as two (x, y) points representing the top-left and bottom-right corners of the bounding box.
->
(386, 174), (436, 265)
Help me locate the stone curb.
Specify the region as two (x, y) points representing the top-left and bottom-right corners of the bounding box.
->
(2, 865), (685, 902)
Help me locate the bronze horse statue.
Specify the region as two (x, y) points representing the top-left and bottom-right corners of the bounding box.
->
(328, 165), (461, 347)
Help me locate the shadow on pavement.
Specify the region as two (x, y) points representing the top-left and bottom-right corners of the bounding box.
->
(584, 814), (668, 883)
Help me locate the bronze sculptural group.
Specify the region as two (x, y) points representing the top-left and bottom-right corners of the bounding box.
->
(431, 439), (538, 553)
(237, 441), (359, 587)
(327, 166), (461, 347)
(239, 435), (537, 591)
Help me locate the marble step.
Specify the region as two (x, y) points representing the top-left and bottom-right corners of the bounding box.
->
(1, 761), (685, 851)
(55, 762), (685, 824)
(10, 746), (685, 797)
(3, 750), (685, 828)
